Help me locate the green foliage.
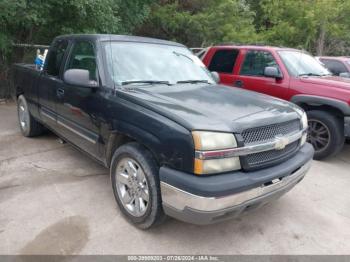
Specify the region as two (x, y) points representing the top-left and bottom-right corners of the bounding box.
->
(2, 0), (350, 98)
(1, 0), (350, 64)
(250, 0), (350, 55)
(0, 0), (153, 66)
(137, 0), (259, 47)
(118, 0), (154, 33)
(137, 0), (350, 55)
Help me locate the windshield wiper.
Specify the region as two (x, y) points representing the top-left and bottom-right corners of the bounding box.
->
(121, 80), (171, 86)
(177, 80), (209, 84)
(173, 51), (193, 62)
(298, 73), (322, 77)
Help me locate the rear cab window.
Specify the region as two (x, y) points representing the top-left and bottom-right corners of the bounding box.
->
(240, 50), (281, 77)
(208, 49), (239, 74)
(45, 39), (69, 77)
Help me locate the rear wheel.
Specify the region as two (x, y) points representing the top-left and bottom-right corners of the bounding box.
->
(110, 142), (166, 229)
(17, 95), (45, 137)
(307, 110), (344, 160)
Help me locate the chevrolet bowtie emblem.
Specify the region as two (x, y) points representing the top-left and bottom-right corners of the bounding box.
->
(274, 135), (289, 150)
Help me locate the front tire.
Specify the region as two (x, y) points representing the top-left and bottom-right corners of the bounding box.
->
(307, 110), (344, 160)
(110, 142), (165, 229)
(17, 95), (45, 137)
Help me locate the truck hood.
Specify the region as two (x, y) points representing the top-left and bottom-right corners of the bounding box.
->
(299, 75), (350, 90)
(118, 84), (300, 133)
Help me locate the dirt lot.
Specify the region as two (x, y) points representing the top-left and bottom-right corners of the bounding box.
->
(0, 101), (349, 255)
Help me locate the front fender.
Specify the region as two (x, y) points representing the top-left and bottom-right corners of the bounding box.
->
(291, 95), (350, 115)
(101, 95), (195, 173)
(109, 118), (194, 173)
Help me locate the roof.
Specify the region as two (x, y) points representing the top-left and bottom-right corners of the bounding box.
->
(53, 34), (184, 47)
(318, 56), (350, 61)
(212, 44), (301, 52)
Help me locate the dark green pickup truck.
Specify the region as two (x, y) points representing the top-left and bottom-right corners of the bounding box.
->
(11, 34), (313, 229)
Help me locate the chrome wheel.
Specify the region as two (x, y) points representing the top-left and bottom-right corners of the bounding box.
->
(115, 158), (150, 217)
(307, 119), (331, 153)
(18, 99), (29, 133)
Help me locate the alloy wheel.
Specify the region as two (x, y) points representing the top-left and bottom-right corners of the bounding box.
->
(115, 158), (150, 217)
(18, 99), (29, 133)
(307, 119), (331, 153)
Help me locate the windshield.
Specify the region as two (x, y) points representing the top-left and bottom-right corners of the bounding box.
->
(103, 42), (214, 85)
(278, 51), (331, 77)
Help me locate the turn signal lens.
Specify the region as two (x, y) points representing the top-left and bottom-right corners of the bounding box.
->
(301, 132), (307, 146)
(194, 157), (241, 175)
(301, 112), (308, 130)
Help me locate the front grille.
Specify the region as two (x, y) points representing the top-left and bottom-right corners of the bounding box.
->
(241, 119), (301, 144)
(245, 141), (299, 169)
(240, 119), (301, 170)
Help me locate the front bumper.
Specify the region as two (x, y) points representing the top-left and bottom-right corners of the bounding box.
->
(160, 143), (314, 225)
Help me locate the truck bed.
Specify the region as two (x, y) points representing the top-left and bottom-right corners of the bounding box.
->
(11, 63), (41, 100)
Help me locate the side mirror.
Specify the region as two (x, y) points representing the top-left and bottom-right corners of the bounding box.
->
(63, 69), (98, 87)
(339, 72), (350, 78)
(211, 71), (220, 83)
(264, 67), (281, 79)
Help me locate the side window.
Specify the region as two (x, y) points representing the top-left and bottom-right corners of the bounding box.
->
(65, 41), (97, 81)
(46, 40), (68, 77)
(240, 50), (280, 77)
(320, 59), (348, 76)
(208, 49), (239, 73)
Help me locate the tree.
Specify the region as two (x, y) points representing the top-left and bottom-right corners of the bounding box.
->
(249, 0), (350, 55)
(0, 0), (153, 65)
(0, 0), (154, 97)
(136, 0), (259, 47)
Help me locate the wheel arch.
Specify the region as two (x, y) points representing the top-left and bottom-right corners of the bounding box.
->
(291, 95), (349, 117)
(105, 128), (162, 170)
(15, 86), (24, 99)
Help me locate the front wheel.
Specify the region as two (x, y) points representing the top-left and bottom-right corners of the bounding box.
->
(307, 110), (344, 160)
(110, 142), (166, 229)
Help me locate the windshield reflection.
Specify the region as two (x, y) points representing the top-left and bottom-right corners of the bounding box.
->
(279, 51), (331, 77)
(104, 42), (214, 86)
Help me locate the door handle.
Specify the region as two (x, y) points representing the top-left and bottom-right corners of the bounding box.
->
(234, 80), (244, 88)
(56, 88), (65, 97)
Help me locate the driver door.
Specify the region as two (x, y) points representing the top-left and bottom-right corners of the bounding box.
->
(234, 50), (289, 99)
(55, 40), (101, 159)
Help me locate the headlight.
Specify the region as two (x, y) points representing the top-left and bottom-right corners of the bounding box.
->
(192, 131), (241, 175)
(192, 131), (237, 150)
(300, 112), (308, 146)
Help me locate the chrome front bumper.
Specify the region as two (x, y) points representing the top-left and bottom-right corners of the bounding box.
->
(161, 160), (312, 224)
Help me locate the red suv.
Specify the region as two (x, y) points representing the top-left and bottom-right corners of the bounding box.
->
(201, 45), (350, 159)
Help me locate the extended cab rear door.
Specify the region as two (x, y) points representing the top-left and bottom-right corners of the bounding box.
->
(234, 49), (289, 99)
(38, 39), (69, 127)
